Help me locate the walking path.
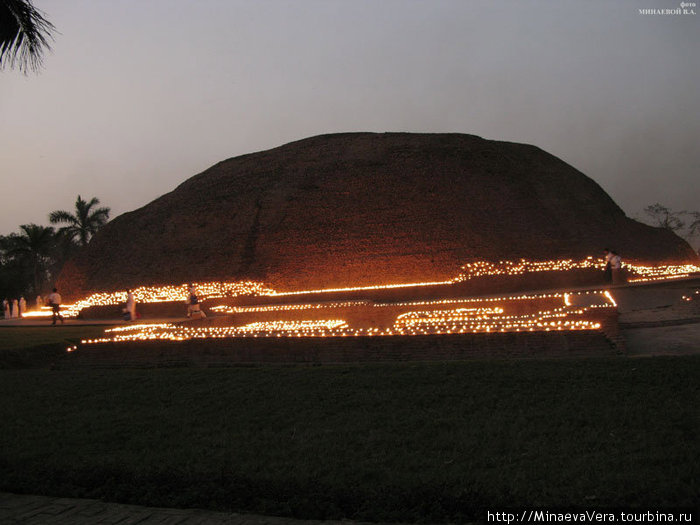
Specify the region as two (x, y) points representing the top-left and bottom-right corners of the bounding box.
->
(0, 492), (370, 525)
(0, 318), (192, 327)
(615, 278), (700, 356)
(622, 323), (700, 356)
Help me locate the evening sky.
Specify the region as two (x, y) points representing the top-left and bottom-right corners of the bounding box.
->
(1, 0), (698, 236)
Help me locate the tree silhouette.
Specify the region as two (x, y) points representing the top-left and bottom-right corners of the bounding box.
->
(687, 211), (700, 237)
(49, 195), (110, 247)
(0, 0), (55, 73)
(1, 223), (55, 294)
(644, 203), (684, 231)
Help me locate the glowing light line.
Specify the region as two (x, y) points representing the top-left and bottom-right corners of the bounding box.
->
(27, 256), (698, 322)
(80, 291), (615, 344)
(269, 280), (454, 297)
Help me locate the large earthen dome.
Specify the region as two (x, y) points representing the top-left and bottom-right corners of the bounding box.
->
(59, 133), (696, 295)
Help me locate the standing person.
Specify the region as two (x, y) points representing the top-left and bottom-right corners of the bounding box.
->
(603, 248), (613, 283)
(11, 299), (19, 318)
(187, 283), (198, 317)
(48, 288), (64, 325)
(611, 251), (623, 285)
(186, 283), (206, 318)
(2, 298), (9, 319)
(36, 295), (44, 310)
(125, 289), (136, 321)
(19, 297), (26, 318)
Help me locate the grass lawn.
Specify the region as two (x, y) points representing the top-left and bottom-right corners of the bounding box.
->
(0, 325), (113, 368)
(0, 325), (113, 351)
(0, 351), (698, 522)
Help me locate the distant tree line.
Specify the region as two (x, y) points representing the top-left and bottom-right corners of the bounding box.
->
(0, 196), (109, 301)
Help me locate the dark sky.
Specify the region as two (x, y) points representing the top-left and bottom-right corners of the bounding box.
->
(1, 0), (698, 236)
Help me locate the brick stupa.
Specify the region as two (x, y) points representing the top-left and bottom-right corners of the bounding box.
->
(58, 133), (696, 296)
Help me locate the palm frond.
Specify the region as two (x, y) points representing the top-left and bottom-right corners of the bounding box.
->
(49, 210), (77, 225)
(47, 196), (110, 247)
(90, 206), (111, 221)
(55, 225), (79, 243)
(0, 0), (56, 73)
(3, 223), (55, 258)
(84, 196), (100, 208)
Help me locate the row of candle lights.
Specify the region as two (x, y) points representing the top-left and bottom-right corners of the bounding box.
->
(80, 290), (612, 344)
(26, 256), (698, 321)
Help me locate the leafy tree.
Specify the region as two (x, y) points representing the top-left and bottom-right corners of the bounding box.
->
(0, 223), (55, 296)
(642, 204), (700, 253)
(49, 195), (110, 247)
(0, 0), (55, 73)
(687, 211), (700, 236)
(0, 257), (27, 300)
(644, 203), (685, 231)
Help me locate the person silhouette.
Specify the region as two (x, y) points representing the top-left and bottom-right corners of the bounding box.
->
(48, 288), (64, 325)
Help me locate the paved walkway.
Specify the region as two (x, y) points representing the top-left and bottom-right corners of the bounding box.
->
(0, 492), (364, 525)
(0, 318), (189, 327)
(616, 282), (700, 356)
(622, 322), (700, 356)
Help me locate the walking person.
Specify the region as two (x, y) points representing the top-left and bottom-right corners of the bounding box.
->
(48, 288), (64, 325)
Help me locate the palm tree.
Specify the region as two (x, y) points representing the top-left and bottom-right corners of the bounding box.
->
(0, 0), (55, 73)
(49, 195), (111, 247)
(1, 223), (56, 294)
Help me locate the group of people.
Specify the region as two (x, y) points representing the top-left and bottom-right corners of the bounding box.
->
(1, 289), (64, 324)
(3, 285), (204, 324)
(2, 297), (27, 319)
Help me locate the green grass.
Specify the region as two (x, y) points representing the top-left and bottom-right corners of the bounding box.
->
(1, 357), (698, 522)
(0, 326), (112, 368)
(0, 326), (112, 351)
